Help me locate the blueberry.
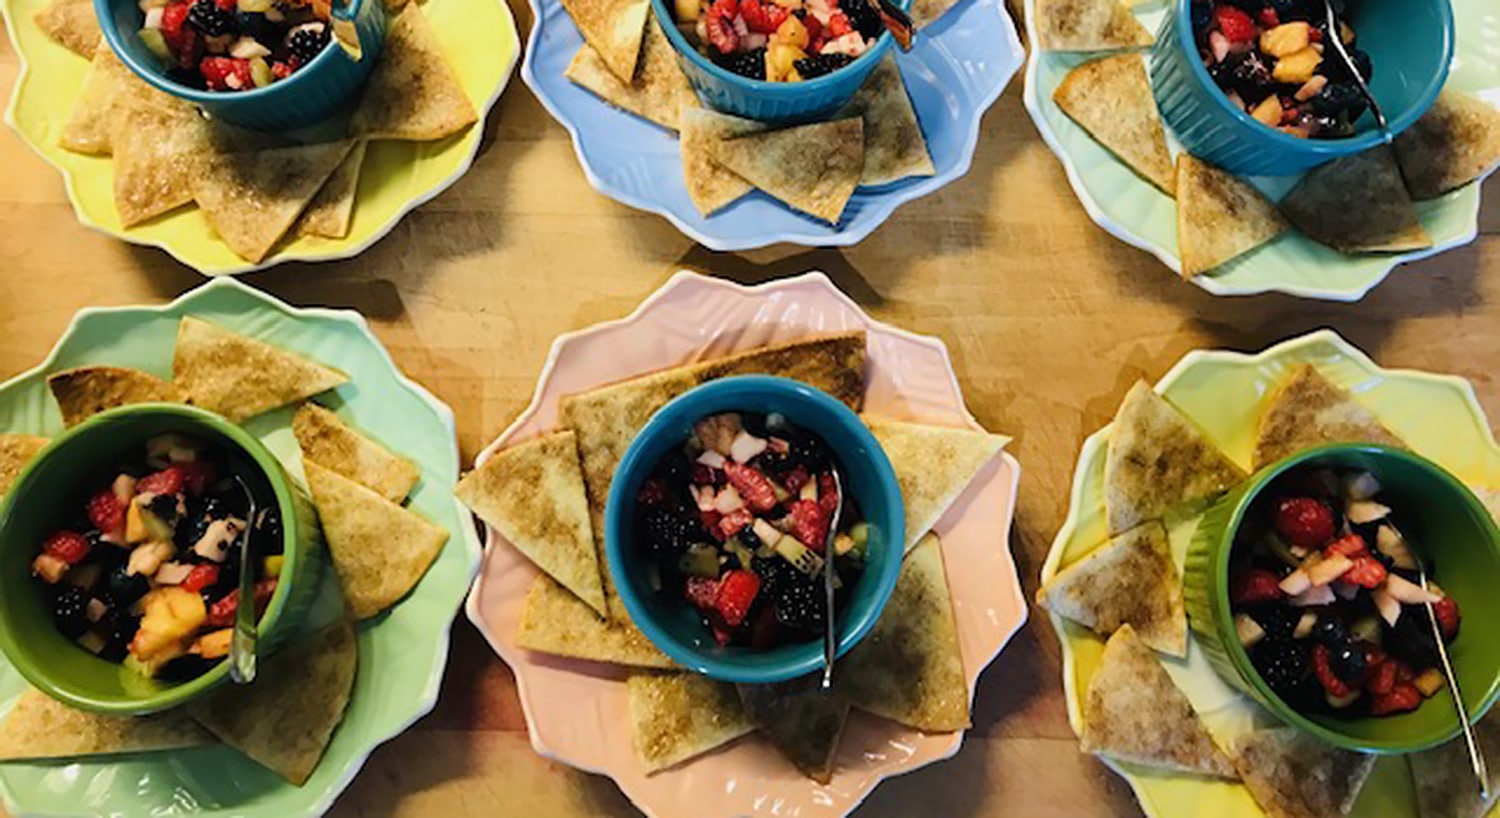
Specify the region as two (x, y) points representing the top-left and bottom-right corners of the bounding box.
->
(1190, 0), (1213, 33)
(106, 566), (150, 607)
(1330, 643), (1368, 683)
(1312, 615), (1348, 646)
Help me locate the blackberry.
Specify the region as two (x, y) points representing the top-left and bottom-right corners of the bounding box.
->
(99, 611), (138, 662)
(638, 507), (702, 559)
(288, 24), (330, 63)
(749, 450), (791, 476)
(771, 574), (825, 632)
(54, 586), (89, 640)
(187, 0), (237, 37)
(793, 53), (854, 81)
(1256, 605), (1301, 642)
(788, 432), (830, 471)
(653, 450), (694, 487)
(1254, 640), (1316, 705)
(718, 47), (766, 80)
(842, 0), (883, 41)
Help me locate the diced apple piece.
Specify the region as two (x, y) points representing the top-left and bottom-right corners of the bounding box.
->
(154, 562), (194, 586)
(191, 518), (241, 563)
(113, 474), (138, 506)
(1290, 585), (1336, 607)
(752, 519), (783, 549)
(1294, 612), (1318, 639)
(78, 631), (108, 655)
(190, 629), (233, 660)
(1374, 588), (1401, 626)
(126, 542), (174, 578)
(1375, 525), (1418, 570)
(32, 554), (68, 584)
(1326, 689), (1361, 709)
(1236, 614), (1266, 648)
(1279, 567), (1313, 596)
(66, 562), (102, 590)
(799, 479), (818, 502)
(1384, 573), (1441, 605)
(1347, 500), (1391, 524)
(1307, 555), (1354, 587)
(1415, 668), (1446, 698)
(714, 485), (745, 514)
(86, 597), (108, 623)
(1343, 471), (1381, 501)
(729, 431), (768, 464)
(696, 450), (727, 469)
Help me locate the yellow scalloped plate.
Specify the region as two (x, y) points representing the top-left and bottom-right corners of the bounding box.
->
(1, 0), (518, 275)
(1042, 329), (1500, 817)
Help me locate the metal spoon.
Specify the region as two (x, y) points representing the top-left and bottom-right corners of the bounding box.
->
(820, 468), (844, 694)
(1320, 0), (1390, 143)
(228, 475), (258, 685)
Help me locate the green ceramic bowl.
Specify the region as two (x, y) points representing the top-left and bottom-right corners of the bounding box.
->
(1184, 443), (1500, 753)
(0, 403), (322, 716)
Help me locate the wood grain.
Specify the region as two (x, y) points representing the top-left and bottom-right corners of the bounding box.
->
(1, 1), (1496, 814)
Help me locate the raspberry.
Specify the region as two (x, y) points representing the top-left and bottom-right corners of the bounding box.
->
(789, 499), (831, 551)
(1214, 5), (1255, 43)
(1274, 497), (1336, 548)
(723, 462), (777, 513)
(1230, 568), (1283, 606)
(739, 0), (787, 33)
(1343, 556), (1387, 589)
(206, 590), (238, 628)
(714, 569), (760, 627)
(160, 1), (191, 48)
(1312, 643), (1353, 698)
(685, 576), (719, 611)
(1372, 683), (1422, 716)
(704, 0), (740, 54)
(718, 508), (754, 539)
(181, 564), (220, 593)
(176, 461), (218, 495)
(136, 466), (185, 496)
(1324, 534), (1368, 560)
(86, 489), (126, 539)
(718, 47), (767, 80)
(1432, 596), (1460, 641)
(43, 530), (91, 565)
(271, 60), (294, 80)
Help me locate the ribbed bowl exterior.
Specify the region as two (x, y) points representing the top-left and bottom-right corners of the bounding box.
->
(1183, 482), (1264, 701)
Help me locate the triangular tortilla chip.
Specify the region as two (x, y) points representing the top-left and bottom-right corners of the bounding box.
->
(112, 108), (205, 227)
(515, 576), (676, 668)
(350, 4), (478, 141)
(566, 11), (693, 131)
(706, 117), (864, 224)
(737, 675), (850, 784)
(627, 671), (754, 772)
(48, 365), (183, 428)
(303, 460), (448, 619)
(863, 416), (1008, 552)
(1175, 153), (1288, 277)
(1279, 146), (1432, 253)
(192, 140), (353, 263)
(1054, 54), (1175, 194)
(0, 435), (49, 498)
(1394, 90), (1500, 201)
(1409, 711), (1500, 818)
(297, 140), (367, 240)
(560, 0), (650, 82)
(1081, 625), (1236, 777)
(558, 331), (866, 620)
(1036, 0), (1153, 51)
(836, 55), (935, 186)
(456, 431), (606, 615)
(839, 534), (969, 731)
(0, 688), (212, 761)
(188, 619), (356, 785)
(173, 317), (349, 422)
(293, 403), (420, 503)
(1037, 521), (1186, 656)
(680, 107), (763, 215)
(63, 47), (198, 157)
(1232, 728), (1375, 818)
(1253, 365), (1406, 469)
(1105, 381), (1246, 534)
(34, 0), (100, 57)
(908, 0), (960, 28)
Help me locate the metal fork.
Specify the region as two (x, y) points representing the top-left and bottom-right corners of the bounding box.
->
(1320, 0), (1391, 143)
(228, 475), (258, 684)
(820, 468), (844, 694)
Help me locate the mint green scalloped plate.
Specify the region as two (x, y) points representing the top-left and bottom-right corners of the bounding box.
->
(1022, 0), (1500, 301)
(0, 278), (482, 817)
(1041, 329), (1500, 817)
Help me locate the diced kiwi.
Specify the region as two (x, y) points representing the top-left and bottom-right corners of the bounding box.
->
(774, 534), (824, 576)
(138, 27), (170, 60)
(249, 57), (273, 88)
(678, 544), (720, 579)
(1350, 616), (1383, 646)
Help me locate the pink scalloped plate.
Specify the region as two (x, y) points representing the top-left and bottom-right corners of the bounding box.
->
(463, 271), (1026, 817)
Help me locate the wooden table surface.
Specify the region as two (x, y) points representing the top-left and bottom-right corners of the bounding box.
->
(2, 0), (1497, 812)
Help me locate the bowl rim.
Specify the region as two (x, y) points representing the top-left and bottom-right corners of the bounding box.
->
(1207, 442), (1500, 753)
(604, 374), (906, 683)
(92, 0), (364, 105)
(0, 402), (304, 715)
(646, 0), (903, 98)
(1165, 0), (1454, 159)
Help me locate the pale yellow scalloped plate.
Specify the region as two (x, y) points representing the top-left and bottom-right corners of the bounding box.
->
(1, 0), (518, 275)
(1042, 329), (1500, 818)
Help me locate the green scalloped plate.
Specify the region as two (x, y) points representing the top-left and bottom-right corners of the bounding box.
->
(1042, 329), (1500, 817)
(0, 277), (482, 817)
(1022, 0), (1500, 301)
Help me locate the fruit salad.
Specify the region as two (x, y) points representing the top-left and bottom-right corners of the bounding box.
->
(1230, 467), (1460, 718)
(674, 0), (886, 82)
(137, 0), (333, 91)
(31, 435), (281, 680)
(1192, 0), (1373, 139)
(636, 411), (866, 649)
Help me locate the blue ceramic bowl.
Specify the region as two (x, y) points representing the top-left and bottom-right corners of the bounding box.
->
(1148, 0), (1452, 175)
(648, 0), (906, 123)
(605, 376), (905, 683)
(95, 0), (388, 131)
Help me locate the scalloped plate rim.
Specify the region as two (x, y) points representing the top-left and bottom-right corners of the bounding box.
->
(0, 276), (484, 818)
(0, 1), (520, 277)
(518, 4), (1024, 251)
(462, 270), (1028, 815)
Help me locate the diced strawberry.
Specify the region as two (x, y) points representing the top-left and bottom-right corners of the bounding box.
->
(160, 1), (190, 49)
(711, 621), (733, 646)
(1394, 660), (1415, 685)
(1367, 658), (1397, 695)
(789, 499), (831, 552)
(175, 26), (203, 70)
(1432, 596), (1460, 641)
(637, 478), (667, 507)
(1324, 534), (1369, 560)
(1312, 643), (1353, 698)
(181, 564), (220, 593)
(176, 461), (218, 495)
(739, 0), (787, 33)
(206, 590), (238, 628)
(692, 464), (717, 486)
(212, 0), (235, 10)
(86, 489), (126, 540)
(1214, 5), (1255, 43)
(803, 12), (822, 43)
(199, 57), (253, 92)
(43, 530), (91, 565)
(704, 0), (739, 54)
(817, 472), (839, 514)
(1274, 497), (1336, 548)
(714, 569), (760, 627)
(136, 466), (185, 496)
(781, 467), (810, 493)
(826, 10), (852, 37)
(700, 510), (725, 541)
(719, 508), (754, 539)
(1258, 7), (1278, 27)
(1343, 556), (1387, 589)
(685, 576), (720, 611)
(1308, 25), (1323, 42)
(723, 461), (778, 513)
(1372, 683), (1422, 716)
(253, 578), (276, 613)
(1230, 568), (1283, 605)
(271, 60), (294, 80)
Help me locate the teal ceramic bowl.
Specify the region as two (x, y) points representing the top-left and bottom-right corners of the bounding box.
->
(1184, 444), (1500, 753)
(648, 0), (904, 123)
(94, 0), (387, 131)
(0, 404), (322, 715)
(1148, 0), (1452, 175)
(605, 376), (905, 683)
